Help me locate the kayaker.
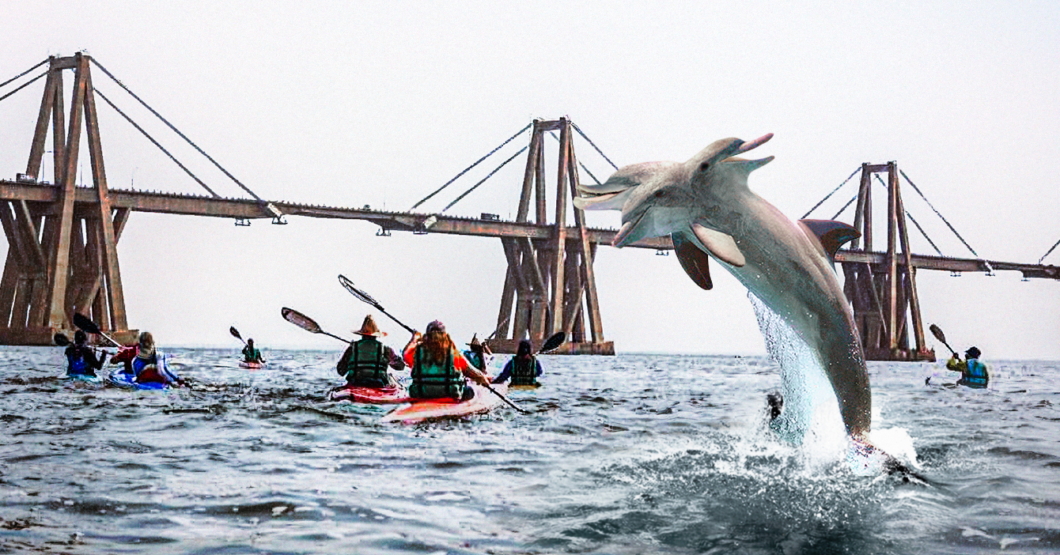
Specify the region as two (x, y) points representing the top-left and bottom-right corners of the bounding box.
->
(65, 330), (106, 378)
(462, 334), (493, 372)
(110, 331), (182, 386)
(337, 315), (405, 388)
(242, 338), (266, 364)
(403, 320), (490, 401)
(491, 339), (543, 386)
(946, 346), (989, 388)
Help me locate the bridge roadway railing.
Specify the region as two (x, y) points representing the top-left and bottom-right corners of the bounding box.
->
(0, 179), (671, 248)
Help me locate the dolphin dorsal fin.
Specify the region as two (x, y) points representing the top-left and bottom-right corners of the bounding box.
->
(691, 223), (746, 267)
(672, 231), (713, 290)
(799, 219), (860, 261)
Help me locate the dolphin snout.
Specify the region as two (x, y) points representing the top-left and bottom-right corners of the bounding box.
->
(736, 133), (773, 155)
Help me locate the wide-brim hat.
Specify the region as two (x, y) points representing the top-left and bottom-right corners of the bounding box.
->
(353, 315), (386, 337)
(965, 346), (981, 359)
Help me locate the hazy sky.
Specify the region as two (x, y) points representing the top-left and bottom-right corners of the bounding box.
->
(3, 1), (1058, 359)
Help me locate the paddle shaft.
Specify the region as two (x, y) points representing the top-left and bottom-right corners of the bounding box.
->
(72, 313), (122, 347)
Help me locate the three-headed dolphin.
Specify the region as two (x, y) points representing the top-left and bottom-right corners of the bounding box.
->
(576, 134), (873, 442)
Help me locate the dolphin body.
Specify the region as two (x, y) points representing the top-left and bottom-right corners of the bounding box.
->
(576, 134), (874, 442)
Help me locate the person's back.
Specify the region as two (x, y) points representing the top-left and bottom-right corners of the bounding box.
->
(337, 315), (403, 388)
(65, 331), (103, 377)
(242, 339), (264, 364)
(492, 339), (543, 386)
(946, 346), (989, 388)
(404, 321), (484, 401)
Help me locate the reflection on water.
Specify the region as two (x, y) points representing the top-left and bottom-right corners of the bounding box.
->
(0, 346), (1057, 554)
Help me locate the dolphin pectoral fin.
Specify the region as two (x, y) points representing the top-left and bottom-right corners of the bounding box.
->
(691, 223), (746, 267)
(672, 232), (713, 290)
(798, 219), (861, 262)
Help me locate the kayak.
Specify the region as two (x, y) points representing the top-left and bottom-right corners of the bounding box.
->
(381, 383), (506, 424)
(106, 371), (169, 390)
(327, 384), (410, 404)
(63, 373), (103, 385)
(239, 361), (264, 369)
(509, 383), (542, 391)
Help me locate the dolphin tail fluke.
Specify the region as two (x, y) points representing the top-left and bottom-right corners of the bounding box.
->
(798, 219), (860, 262)
(672, 231), (713, 290)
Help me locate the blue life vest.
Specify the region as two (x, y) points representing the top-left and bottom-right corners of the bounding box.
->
(66, 348), (90, 376)
(960, 358), (989, 388)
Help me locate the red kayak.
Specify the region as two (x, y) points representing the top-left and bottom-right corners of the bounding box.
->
(327, 384), (410, 404)
(380, 383), (505, 423)
(239, 361), (264, 370)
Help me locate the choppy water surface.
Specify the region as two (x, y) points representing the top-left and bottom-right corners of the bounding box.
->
(1, 347), (1058, 554)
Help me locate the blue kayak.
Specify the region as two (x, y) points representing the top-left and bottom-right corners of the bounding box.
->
(106, 371), (169, 390)
(63, 373), (103, 386)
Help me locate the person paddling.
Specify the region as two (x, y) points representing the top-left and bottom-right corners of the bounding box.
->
(403, 320), (490, 401)
(65, 330), (106, 378)
(110, 331), (182, 386)
(242, 338), (266, 364)
(946, 346), (990, 388)
(491, 339), (543, 386)
(462, 334), (493, 372)
(337, 315), (405, 388)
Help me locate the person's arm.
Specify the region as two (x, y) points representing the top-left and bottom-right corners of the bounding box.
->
(402, 333), (421, 368)
(454, 350), (489, 386)
(88, 348), (106, 370)
(337, 345), (353, 377)
(945, 355), (964, 372)
(385, 346), (405, 370)
(491, 360), (513, 384)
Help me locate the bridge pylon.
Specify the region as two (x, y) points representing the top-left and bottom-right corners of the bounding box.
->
(488, 118), (614, 355)
(0, 53), (136, 345)
(840, 162), (934, 361)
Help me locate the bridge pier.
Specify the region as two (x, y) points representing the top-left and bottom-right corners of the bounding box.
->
(0, 54), (136, 345)
(490, 118), (614, 355)
(841, 162), (934, 362)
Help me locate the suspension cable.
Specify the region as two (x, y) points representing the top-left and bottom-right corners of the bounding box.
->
(410, 123), (532, 211)
(828, 193), (858, 221)
(94, 87), (220, 198)
(801, 167), (860, 219)
(0, 58), (48, 90)
(0, 71), (47, 104)
(899, 169), (980, 258)
(442, 145), (528, 212)
(1039, 237), (1060, 265)
(870, 174), (944, 256)
(89, 58), (264, 202)
(548, 131), (602, 185)
(571, 122), (619, 171)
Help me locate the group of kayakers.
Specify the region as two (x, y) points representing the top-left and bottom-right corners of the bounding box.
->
(336, 314), (544, 402)
(65, 329), (183, 386)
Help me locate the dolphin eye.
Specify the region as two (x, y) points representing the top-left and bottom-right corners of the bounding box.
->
(699, 162), (710, 172)
(654, 190), (666, 198)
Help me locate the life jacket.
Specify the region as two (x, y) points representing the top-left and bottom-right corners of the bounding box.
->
(409, 345), (463, 400)
(510, 355), (539, 386)
(243, 346), (261, 362)
(347, 338), (388, 386)
(463, 350), (486, 371)
(66, 346), (91, 376)
(960, 358), (989, 388)
(134, 352), (177, 384)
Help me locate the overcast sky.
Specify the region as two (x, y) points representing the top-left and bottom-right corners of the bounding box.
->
(3, 1), (1058, 359)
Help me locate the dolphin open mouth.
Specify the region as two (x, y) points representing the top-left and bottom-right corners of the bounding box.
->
(612, 210), (647, 247)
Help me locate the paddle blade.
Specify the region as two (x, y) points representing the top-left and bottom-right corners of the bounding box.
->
(338, 274), (382, 309)
(540, 332), (566, 353)
(282, 307), (323, 334)
(929, 324), (946, 344)
(229, 326), (243, 341)
(53, 333), (71, 346)
(73, 313), (102, 335)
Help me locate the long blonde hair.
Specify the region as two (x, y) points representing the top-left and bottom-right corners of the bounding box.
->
(421, 330), (454, 364)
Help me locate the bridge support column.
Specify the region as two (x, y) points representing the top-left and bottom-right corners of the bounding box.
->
(0, 54), (136, 345)
(491, 118), (613, 355)
(842, 162), (933, 361)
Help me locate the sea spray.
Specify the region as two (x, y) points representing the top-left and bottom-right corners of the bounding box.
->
(749, 293), (847, 464)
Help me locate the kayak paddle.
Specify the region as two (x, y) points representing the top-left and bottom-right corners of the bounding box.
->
(929, 324), (957, 357)
(338, 275), (417, 335)
(281, 307), (351, 343)
(230, 326), (247, 346)
(538, 331), (566, 354)
(73, 312), (122, 347)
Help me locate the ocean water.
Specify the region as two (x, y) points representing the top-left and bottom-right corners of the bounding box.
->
(1, 347), (1058, 554)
